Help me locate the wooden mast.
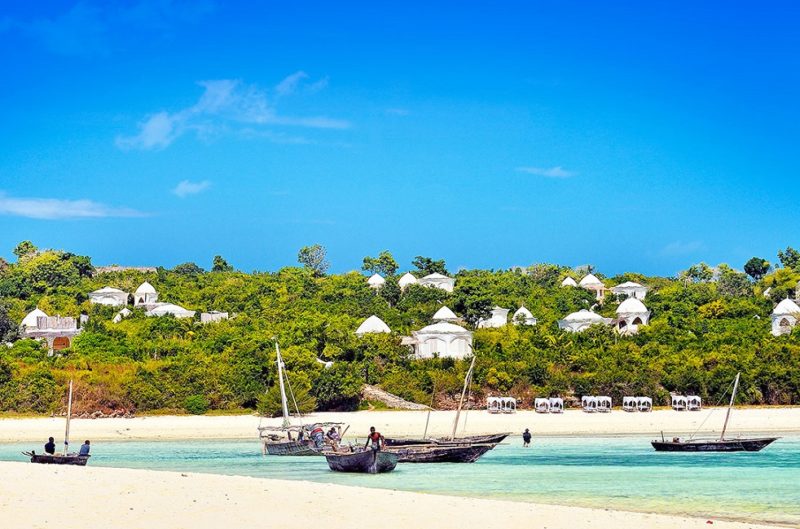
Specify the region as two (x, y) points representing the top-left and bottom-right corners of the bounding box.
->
(719, 372), (740, 441)
(63, 379), (73, 456)
(275, 342), (290, 428)
(451, 356), (476, 440)
(422, 380), (436, 439)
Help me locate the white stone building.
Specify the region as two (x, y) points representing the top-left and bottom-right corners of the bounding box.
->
(477, 306), (509, 329)
(579, 274), (607, 300)
(557, 309), (612, 333)
(561, 276), (578, 287)
(611, 281), (648, 300)
(200, 311), (229, 324)
(20, 308), (82, 353)
(398, 272), (418, 290)
(355, 315), (391, 335)
(512, 306), (537, 326)
(417, 273), (455, 292)
(771, 298), (800, 336)
(367, 273), (385, 289)
(88, 286), (129, 307)
(615, 298), (651, 334)
(145, 303), (195, 319)
(432, 306), (460, 322)
(133, 281), (159, 308)
(406, 321), (473, 359)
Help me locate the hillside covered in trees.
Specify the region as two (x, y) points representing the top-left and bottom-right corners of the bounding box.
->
(1, 241), (799, 416)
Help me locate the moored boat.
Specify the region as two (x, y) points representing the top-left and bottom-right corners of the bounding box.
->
(26, 380), (89, 466)
(652, 373), (779, 453)
(325, 449), (398, 473)
(384, 432), (509, 447)
(386, 442), (497, 463)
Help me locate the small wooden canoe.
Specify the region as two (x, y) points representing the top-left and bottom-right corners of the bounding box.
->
(651, 437), (778, 452)
(24, 451), (90, 466)
(325, 449), (398, 473)
(264, 440), (322, 456)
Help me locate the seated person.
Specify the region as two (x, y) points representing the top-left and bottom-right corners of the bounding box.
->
(326, 427), (341, 446)
(44, 437), (56, 455)
(79, 440), (91, 456)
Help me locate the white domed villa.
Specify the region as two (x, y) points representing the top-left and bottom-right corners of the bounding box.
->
(403, 308), (473, 359)
(558, 309), (612, 333)
(418, 272), (455, 292)
(579, 274), (607, 300)
(512, 306), (537, 326)
(561, 276), (578, 287)
(133, 281), (159, 308)
(355, 315), (391, 335)
(432, 306), (460, 322)
(771, 298), (800, 336)
(367, 273), (385, 289)
(88, 286), (128, 307)
(398, 272), (418, 290)
(615, 298), (651, 334)
(477, 306), (509, 328)
(611, 281), (649, 300)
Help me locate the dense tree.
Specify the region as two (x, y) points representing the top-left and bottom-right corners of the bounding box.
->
(211, 255), (234, 272)
(362, 250), (399, 276)
(744, 257), (771, 281)
(778, 247), (800, 271)
(13, 241), (38, 260)
(172, 262), (205, 275)
(680, 262), (713, 283)
(716, 264), (751, 297)
(298, 244), (329, 277)
(412, 256), (447, 276)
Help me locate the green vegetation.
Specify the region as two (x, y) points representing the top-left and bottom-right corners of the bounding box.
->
(0, 243), (799, 415)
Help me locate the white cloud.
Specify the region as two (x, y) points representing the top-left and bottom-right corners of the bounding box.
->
(660, 240), (704, 257)
(173, 180), (211, 198)
(116, 76), (349, 150)
(0, 192), (143, 219)
(516, 166), (575, 178)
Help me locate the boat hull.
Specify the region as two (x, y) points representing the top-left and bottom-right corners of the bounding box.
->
(385, 433), (509, 447)
(26, 453), (89, 466)
(388, 443), (497, 463)
(651, 437), (778, 452)
(264, 440), (321, 456)
(325, 450), (398, 473)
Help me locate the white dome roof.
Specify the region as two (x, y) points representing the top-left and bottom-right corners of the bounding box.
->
(613, 281), (646, 290)
(415, 321), (471, 335)
(355, 315), (391, 335)
(432, 306), (458, 321)
(21, 308), (48, 328)
(135, 281), (157, 294)
(367, 273), (385, 285)
(564, 309), (605, 322)
(579, 274), (604, 287)
(398, 272), (417, 287)
(92, 286), (126, 294)
(146, 303), (193, 317)
(422, 272), (450, 280)
(617, 298), (649, 314)
(561, 277), (577, 287)
(513, 306), (534, 318)
(773, 298), (800, 315)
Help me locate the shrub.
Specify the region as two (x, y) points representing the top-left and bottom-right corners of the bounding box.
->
(183, 395), (209, 415)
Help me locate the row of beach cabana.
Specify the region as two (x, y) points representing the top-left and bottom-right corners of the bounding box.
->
(486, 395), (702, 413)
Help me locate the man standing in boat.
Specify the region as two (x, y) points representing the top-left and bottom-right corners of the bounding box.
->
(44, 437), (56, 455)
(365, 426), (384, 451)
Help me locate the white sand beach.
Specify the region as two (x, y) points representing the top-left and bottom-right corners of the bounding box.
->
(0, 462), (782, 529)
(0, 407), (796, 442)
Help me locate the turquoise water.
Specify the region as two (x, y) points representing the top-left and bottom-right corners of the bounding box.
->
(3, 435), (798, 526)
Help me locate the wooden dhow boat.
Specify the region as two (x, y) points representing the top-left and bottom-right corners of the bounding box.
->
(325, 449), (398, 473)
(24, 380), (90, 466)
(258, 342), (345, 456)
(651, 373), (778, 453)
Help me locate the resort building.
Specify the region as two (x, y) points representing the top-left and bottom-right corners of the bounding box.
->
(557, 309), (612, 333)
(771, 298), (800, 336)
(477, 306), (509, 329)
(145, 303), (195, 319)
(615, 298), (651, 335)
(133, 281), (159, 308)
(355, 315), (391, 335)
(561, 276), (578, 287)
(417, 272), (455, 292)
(112, 308), (132, 323)
(403, 308), (473, 359)
(432, 306), (461, 322)
(579, 274), (607, 300)
(398, 272), (418, 290)
(512, 306), (537, 326)
(367, 273), (385, 289)
(611, 281), (648, 300)
(20, 308), (82, 353)
(200, 311), (229, 324)
(88, 286), (129, 307)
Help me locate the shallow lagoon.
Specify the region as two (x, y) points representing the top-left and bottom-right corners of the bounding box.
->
(3, 435), (798, 526)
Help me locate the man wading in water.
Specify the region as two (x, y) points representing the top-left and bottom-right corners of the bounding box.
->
(365, 426), (384, 451)
(523, 428), (532, 447)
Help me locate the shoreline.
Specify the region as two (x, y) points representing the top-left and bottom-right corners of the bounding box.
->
(0, 407), (796, 442)
(0, 462), (785, 529)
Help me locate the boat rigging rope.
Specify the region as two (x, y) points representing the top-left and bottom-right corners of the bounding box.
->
(284, 368), (305, 428)
(688, 376), (737, 440)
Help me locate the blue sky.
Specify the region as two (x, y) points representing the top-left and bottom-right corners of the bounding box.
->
(1, 1), (798, 276)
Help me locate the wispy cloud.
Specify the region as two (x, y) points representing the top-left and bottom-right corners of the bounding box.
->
(172, 179), (211, 198)
(3, 0), (215, 57)
(516, 166), (576, 178)
(0, 192), (144, 219)
(117, 75), (350, 150)
(660, 240), (704, 257)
